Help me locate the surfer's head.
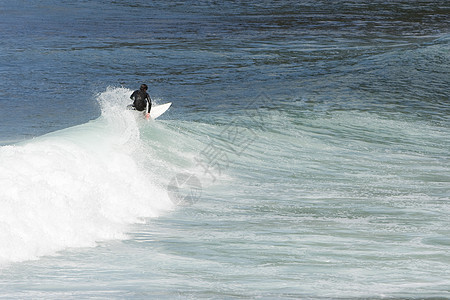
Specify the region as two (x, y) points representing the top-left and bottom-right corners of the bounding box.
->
(140, 84), (148, 91)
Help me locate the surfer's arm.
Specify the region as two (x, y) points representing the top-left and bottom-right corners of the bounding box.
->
(130, 90), (137, 100)
(146, 95), (152, 114)
(144, 95), (151, 119)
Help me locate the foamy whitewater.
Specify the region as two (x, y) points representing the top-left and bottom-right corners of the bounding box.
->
(0, 88), (174, 264)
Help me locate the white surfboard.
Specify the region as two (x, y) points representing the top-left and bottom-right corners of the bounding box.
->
(150, 102), (171, 120)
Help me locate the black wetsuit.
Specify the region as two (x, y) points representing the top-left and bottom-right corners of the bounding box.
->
(130, 89), (151, 113)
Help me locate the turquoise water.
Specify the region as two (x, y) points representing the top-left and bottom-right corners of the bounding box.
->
(1, 1), (449, 298)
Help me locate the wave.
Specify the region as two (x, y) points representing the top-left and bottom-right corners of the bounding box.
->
(2, 83), (448, 266)
(0, 87), (176, 265)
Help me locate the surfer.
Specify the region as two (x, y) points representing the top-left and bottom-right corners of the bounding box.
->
(129, 84), (152, 119)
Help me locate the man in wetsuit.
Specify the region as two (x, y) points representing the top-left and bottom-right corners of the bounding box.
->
(130, 84), (152, 119)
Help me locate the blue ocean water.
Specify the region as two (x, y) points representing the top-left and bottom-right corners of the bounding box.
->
(1, 0), (449, 298)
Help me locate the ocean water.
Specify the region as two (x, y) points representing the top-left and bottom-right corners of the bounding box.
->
(1, 0), (449, 298)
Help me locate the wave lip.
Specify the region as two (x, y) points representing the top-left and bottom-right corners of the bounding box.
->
(0, 87), (173, 265)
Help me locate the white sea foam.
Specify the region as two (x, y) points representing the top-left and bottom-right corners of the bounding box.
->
(0, 87), (173, 264)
